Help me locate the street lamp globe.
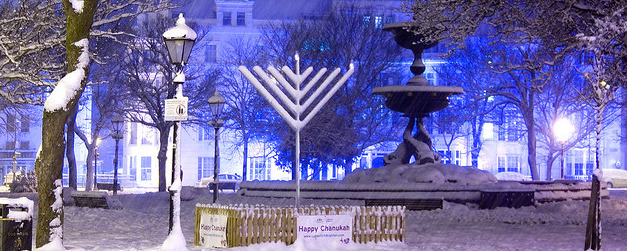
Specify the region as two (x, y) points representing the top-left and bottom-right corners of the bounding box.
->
(553, 117), (575, 143)
(162, 13), (197, 66)
(207, 90), (226, 119)
(112, 114), (124, 138)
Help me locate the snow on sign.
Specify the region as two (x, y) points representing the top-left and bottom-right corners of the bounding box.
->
(297, 214), (353, 245)
(164, 97), (188, 121)
(198, 213), (228, 248)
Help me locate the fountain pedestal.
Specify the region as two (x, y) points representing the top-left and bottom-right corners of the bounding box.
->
(372, 23), (463, 166)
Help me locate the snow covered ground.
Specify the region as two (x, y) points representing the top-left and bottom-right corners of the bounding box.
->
(2, 188), (627, 250)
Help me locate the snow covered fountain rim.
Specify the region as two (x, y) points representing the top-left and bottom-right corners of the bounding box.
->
(237, 178), (608, 204)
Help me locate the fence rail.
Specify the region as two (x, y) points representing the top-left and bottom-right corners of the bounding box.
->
(194, 204), (406, 248)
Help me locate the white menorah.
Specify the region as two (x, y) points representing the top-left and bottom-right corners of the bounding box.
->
(239, 54), (354, 207)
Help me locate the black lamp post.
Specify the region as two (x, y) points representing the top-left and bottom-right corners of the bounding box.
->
(111, 114), (124, 196)
(163, 13), (196, 234)
(207, 90), (225, 203)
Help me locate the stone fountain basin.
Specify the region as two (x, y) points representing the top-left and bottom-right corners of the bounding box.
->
(373, 85), (464, 114)
(237, 179), (607, 205)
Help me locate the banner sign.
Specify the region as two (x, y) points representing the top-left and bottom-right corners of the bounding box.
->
(164, 97), (188, 121)
(297, 214), (353, 245)
(198, 213), (228, 248)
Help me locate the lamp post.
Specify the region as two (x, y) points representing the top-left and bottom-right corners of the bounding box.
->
(112, 114), (124, 196)
(553, 118), (575, 179)
(93, 137), (102, 190)
(163, 13), (196, 234)
(208, 90), (225, 203)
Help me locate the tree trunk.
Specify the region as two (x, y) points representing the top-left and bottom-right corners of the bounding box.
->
(242, 130), (248, 181)
(35, 1), (97, 247)
(84, 145), (94, 191)
(523, 108), (539, 180)
(471, 115), (484, 167)
(35, 111), (69, 247)
(546, 152), (556, 181)
(158, 126), (171, 192)
(66, 106), (78, 189)
(585, 101), (606, 250)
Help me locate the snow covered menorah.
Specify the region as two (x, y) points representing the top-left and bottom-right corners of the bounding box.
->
(239, 54), (354, 207)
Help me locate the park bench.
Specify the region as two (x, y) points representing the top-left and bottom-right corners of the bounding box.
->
(70, 191), (120, 209)
(365, 198), (443, 211)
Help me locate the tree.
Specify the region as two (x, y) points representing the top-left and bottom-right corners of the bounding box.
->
(576, 6), (626, 249)
(404, 0), (626, 180)
(217, 38), (273, 181)
(35, 1), (98, 247)
(34, 0), (177, 247)
(117, 15), (219, 191)
(259, 4), (404, 179)
(430, 40), (504, 167)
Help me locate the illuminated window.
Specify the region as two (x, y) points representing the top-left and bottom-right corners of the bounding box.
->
(507, 156), (518, 172)
(197, 157), (214, 180)
(140, 156), (151, 181)
(374, 16), (383, 29)
(497, 156), (506, 172)
(363, 15), (371, 28)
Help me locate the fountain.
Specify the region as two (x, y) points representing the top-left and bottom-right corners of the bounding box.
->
(343, 22), (496, 185)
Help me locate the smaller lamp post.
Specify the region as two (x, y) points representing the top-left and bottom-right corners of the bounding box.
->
(208, 90), (225, 203)
(94, 137), (102, 190)
(553, 118), (575, 179)
(111, 114), (124, 196)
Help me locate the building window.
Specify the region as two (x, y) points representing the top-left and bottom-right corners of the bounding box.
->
(223, 12), (231, 26)
(20, 117), (29, 132)
(197, 157), (214, 180)
(586, 162), (594, 179)
(374, 15), (383, 29)
(574, 163), (584, 176)
(497, 156), (506, 173)
(574, 150), (584, 176)
(140, 156), (151, 181)
(198, 127), (210, 141)
(19, 141), (29, 150)
(206, 45), (217, 63)
(363, 15), (371, 28)
(5, 141), (15, 150)
(236, 12), (245, 26)
(130, 123), (138, 145)
(6, 114), (15, 132)
(507, 156), (518, 172)
(249, 156), (269, 181)
(386, 14), (396, 24)
(141, 128), (155, 145)
(129, 156), (136, 181)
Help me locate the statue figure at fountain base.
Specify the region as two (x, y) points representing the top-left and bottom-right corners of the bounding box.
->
(384, 115), (440, 165)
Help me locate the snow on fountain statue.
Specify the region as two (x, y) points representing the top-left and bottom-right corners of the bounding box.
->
(344, 23), (497, 185)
